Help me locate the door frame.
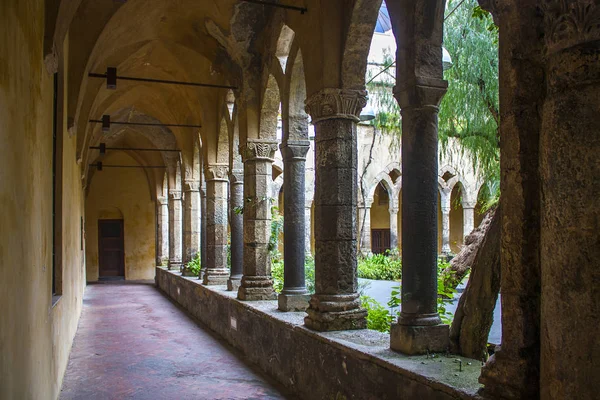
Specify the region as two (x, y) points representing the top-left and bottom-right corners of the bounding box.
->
(98, 219), (125, 278)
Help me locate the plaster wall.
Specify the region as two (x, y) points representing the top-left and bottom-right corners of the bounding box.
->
(0, 2), (85, 398)
(370, 189), (391, 230)
(85, 151), (156, 281)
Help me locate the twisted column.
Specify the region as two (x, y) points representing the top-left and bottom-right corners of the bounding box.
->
(167, 190), (183, 271)
(303, 88), (367, 331)
(202, 165), (229, 285)
(278, 141), (311, 311)
(237, 140), (279, 300)
(227, 170), (244, 291)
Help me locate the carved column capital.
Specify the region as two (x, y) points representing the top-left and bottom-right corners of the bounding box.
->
(280, 140), (310, 162)
(169, 190), (182, 200)
(389, 207), (399, 215)
(239, 139), (278, 162)
(462, 201), (477, 209)
(542, 1), (600, 54)
(183, 181), (200, 192)
(393, 78), (448, 110)
(157, 196), (168, 206)
(305, 88), (368, 123)
(204, 164), (229, 182)
(229, 169), (244, 184)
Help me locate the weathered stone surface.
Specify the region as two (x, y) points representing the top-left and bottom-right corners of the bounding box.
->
(228, 170), (244, 291)
(168, 190), (183, 271)
(280, 141), (310, 305)
(181, 180), (200, 276)
(157, 268), (482, 400)
(203, 172), (229, 286)
(391, 324), (450, 355)
(278, 293), (310, 312)
(156, 196), (169, 266)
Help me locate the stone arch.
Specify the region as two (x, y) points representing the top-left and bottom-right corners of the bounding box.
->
(276, 24), (296, 72)
(283, 45), (309, 142)
(366, 172), (395, 204)
(98, 206), (124, 220)
(341, 0), (385, 89)
(260, 74), (281, 140)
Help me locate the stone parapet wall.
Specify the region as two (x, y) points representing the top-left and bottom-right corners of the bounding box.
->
(156, 267), (482, 400)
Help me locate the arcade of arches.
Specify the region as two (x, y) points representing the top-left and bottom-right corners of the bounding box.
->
(1, 1), (598, 399)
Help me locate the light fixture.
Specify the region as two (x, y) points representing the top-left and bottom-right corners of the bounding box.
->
(359, 104), (376, 122)
(442, 47), (453, 71)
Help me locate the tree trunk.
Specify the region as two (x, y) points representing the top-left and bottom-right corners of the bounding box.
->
(449, 208), (501, 360)
(443, 208), (496, 290)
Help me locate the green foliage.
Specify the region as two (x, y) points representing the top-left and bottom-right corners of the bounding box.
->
(360, 258), (458, 333)
(186, 253), (201, 276)
(269, 204), (283, 254)
(357, 251), (402, 281)
(271, 254), (316, 294)
(361, 295), (394, 333)
(366, 0), (501, 206)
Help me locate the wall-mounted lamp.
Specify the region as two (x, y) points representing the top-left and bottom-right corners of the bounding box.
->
(442, 47), (453, 71)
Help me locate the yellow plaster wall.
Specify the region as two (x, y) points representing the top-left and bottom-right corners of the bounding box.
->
(450, 189), (464, 253)
(0, 2), (85, 398)
(85, 151), (156, 281)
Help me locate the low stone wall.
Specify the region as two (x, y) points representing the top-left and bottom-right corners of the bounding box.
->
(156, 267), (482, 400)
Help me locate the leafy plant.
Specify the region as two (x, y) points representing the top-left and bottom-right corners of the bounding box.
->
(361, 295), (394, 333)
(357, 251), (402, 281)
(271, 254), (316, 294)
(186, 253), (201, 276)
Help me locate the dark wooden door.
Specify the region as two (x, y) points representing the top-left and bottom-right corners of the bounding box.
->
(98, 219), (125, 277)
(371, 229), (391, 254)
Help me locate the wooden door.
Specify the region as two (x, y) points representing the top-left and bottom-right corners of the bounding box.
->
(371, 229), (391, 255)
(98, 219), (125, 277)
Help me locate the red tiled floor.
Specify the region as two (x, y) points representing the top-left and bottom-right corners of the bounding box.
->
(60, 282), (294, 400)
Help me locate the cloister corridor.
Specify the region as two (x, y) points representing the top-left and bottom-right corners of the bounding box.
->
(60, 283), (293, 400)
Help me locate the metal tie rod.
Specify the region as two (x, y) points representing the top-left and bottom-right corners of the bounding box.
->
(89, 67), (237, 90)
(89, 162), (166, 171)
(90, 115), (201, 131)
(240, 0), (307, 14)
(89, 144), (180, 154)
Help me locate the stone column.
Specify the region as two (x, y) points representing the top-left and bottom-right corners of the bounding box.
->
(237, 139), (279, 300)
(304, 88), (367, 331)
(227, 169), (244, 291)
(389, 80), (449, 354)
(389, 206), (399, 251)
(156, 196), (169, 266)
(203, 164), (229, 285)
(200, 183), (207, 279)
(278, 140), (311, 311)
(304, 204), (312, 256)
(538, 4), (600, 399)
(181, 181), (200, 276)
(462, 201), (476, 239)
(168, 190), (183, 271)
(357, 204), (372, 254)
(440, 190), (451, 255)
(478, 3), (543, 398)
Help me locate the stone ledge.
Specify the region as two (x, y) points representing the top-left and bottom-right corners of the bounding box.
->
(155, 267), (483, 400)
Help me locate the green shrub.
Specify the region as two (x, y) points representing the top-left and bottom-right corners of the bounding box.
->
(186, 253), (201, 276)
(271, 253), (316, 294)
(361, 295), (394, 333)
(357, 251), (402, 281)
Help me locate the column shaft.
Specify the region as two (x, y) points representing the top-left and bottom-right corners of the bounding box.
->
(156, 197), (169, 266)
(462, 203), (476, 239)
(278, 141), (311, 311)
(304, 205), (312, 256)
(200, 184), (207, 279)
(304, 88), (367, 331)
(358, 205), (372, 254)
(237, 140), (278, 300)
(182, 181), (200, 276)
(441, 191), (451, 255)
(203, 165), (229, 285)
(168, 190), (183, 271)
(228, 170), (244, 291)
(389, 208), (399, 251)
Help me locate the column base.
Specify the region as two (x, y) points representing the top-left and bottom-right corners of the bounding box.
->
(390, 322), (449, 355)
(478, 349), (539, 399)
(181, 267), (197, 277)
(278, 292), (310, 311)
(237, 276), (276, 300)
(168, 262), (182, 271)
(202, 268), (229, 285)
(227, 277), (241, 292)
(304, 294), (367, 331)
